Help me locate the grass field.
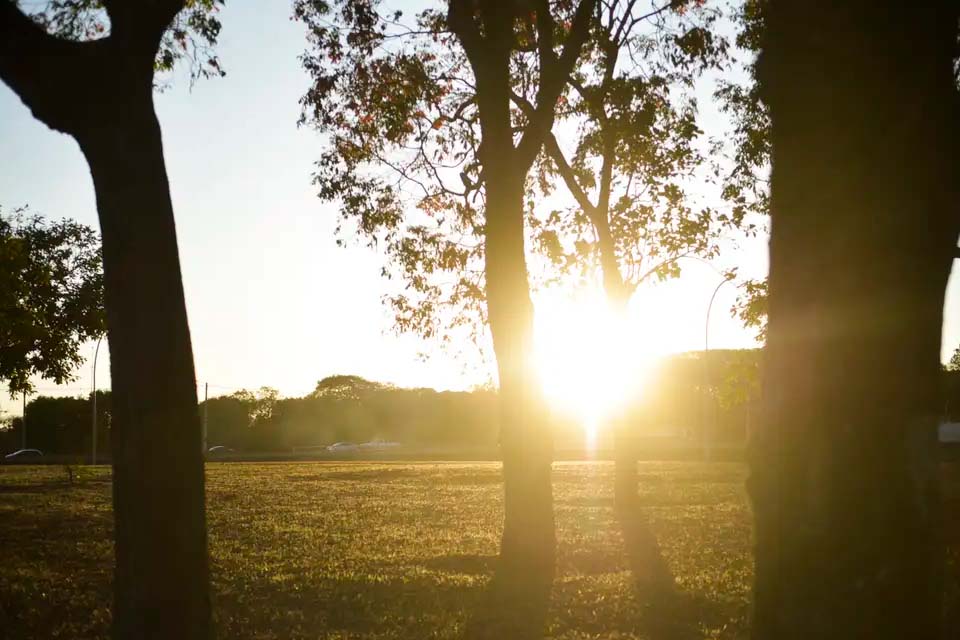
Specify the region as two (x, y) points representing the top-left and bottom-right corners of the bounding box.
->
(0, 461), (954, 639)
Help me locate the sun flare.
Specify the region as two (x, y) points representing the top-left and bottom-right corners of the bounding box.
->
(533, 291), (665, 446)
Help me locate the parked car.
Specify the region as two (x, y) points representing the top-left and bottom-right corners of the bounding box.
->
(206, 445), (235, 456)
(940, 422), (960, 443)
(4, 448), (44, 462)
(358, 441), (401, 451)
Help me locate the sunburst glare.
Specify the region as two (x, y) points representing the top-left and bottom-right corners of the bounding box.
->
(533, 290), (665, 449)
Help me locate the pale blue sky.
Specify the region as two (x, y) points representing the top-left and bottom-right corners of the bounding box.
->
(1, 1), (958, 415)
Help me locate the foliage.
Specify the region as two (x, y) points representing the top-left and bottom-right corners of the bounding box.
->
(529, 0), (733, 296)
(730, 277), (767, 341)
(296, 0), (601, 359)
(715, 348), (760, 410)
(0, 207), (105, 395)
(713, 0), (768, 222)
(946, 346), (960, 373)
(311, 374), (393, 400)
(715, 0), (769, 335)
(296, 0), (488, 350)
(20, 0), (226, 84)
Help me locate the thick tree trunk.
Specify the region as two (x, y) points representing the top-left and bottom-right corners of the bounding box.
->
(750, 3), (959, 638)
(484, 166), (556, 578)
(77, 85), (211, 640)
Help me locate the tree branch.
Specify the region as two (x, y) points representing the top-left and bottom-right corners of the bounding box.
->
(0, 3), (108, 135)
(515, 0), (597, 169)
(447, 0), (485, 75)
(542, 131), (599, 221)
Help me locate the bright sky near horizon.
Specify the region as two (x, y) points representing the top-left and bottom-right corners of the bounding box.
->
(2, 0), (959, 418)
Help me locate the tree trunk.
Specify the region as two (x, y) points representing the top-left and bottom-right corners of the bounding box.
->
(750, 3), (959, 638)
(77, 85), (211, 640)
(594, 220), (638, 509)
(484, 165), (556, 578)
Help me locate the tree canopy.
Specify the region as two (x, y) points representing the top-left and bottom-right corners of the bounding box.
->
(527, 0), (730, 301)
(0, 207), (104, 395)
(16, 0), (225, 84)
(297, 0), (741, 366)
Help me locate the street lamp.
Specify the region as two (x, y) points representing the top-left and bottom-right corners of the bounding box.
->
(702, 272), (735, 460)
(91, 335), (103, 465)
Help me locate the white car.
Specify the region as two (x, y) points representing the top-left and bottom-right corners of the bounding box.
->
(940, 422), (960, 444)
(206, 445), (235, 456)
(358, 441), (401, 450)
(326, 442), (359, 452)
(4, 448), (43, 462)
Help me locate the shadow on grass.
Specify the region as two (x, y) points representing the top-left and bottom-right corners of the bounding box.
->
(616, 494), (725, 640)
(423, 553), (496, 575)
(461, 558), (553, 640)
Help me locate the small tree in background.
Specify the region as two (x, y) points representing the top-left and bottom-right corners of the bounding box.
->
(0, 206), (104, 395)
(946, 345), (960, 372)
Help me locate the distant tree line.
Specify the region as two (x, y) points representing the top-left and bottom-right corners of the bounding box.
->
(13, 353), (960, 459)
(0, 350), (914, 456)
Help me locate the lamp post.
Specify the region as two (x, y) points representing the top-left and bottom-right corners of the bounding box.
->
(91, 335), (103, 465)
(702, 272), (735, 460)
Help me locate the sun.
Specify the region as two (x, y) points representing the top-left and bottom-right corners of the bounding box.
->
(532, 291), (664, 446)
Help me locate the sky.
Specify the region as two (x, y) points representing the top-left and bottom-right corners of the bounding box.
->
(2, 0), (959, 416)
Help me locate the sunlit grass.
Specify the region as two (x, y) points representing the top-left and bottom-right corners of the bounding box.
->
(1, 462), (957, 639)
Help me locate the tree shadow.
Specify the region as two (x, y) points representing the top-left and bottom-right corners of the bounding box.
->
(423, 553), (496, 575)
(616, 494), (725, 640)
(461, 557), (553, 640)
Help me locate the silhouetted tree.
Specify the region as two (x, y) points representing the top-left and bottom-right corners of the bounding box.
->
(0, 206), (104, 395)
(311, 374), (392, 400)
(750, 2), (960, 637)
(946, 345), (960, 373)
(0, 2), (223, 637)
(523, 1), (729, 507)
(298, 0), (597, 577)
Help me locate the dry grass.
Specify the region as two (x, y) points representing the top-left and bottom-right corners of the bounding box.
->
(0, 461), (813, 638)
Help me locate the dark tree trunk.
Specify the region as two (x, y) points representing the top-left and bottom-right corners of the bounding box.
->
(0, 8), (212, 634)
(484, 151), (556, 579)
(750, 2), (959, 638)
(460, 0), (557, 582)
(75, 82), (211, 640)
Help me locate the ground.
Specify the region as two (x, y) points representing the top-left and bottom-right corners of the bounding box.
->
(0, 462), (954, 639)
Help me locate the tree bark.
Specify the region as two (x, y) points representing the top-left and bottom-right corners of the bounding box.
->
(750, 2), (959, 638)
(76, 84), (211, 640)
(0, 7), (211, 636)
(448, 0), (595, 583)
(486, 173), (556, 577)
(481, 98), (556, 579)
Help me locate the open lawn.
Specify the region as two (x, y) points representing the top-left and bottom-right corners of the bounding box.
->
(0, 462), (956, 639)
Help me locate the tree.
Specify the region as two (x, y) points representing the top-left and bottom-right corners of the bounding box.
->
(0, 206), (105, 395)
(298, 0), (597, 579)
(311, 374), (393, 400)
(749, 2), (959, 637)
(523, 0), (729, 507)
(0, 2), (223, 637)
(946, 345), (960, 373)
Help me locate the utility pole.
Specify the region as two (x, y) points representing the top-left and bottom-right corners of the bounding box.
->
(703, 273), (735, 461)
(202, 382), (208, 455)
(21, 391), (26, 450)
(91, 336), (102, 465)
